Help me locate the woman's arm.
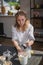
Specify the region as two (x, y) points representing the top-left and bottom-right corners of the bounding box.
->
(12, 26), (23, 52)
(12, 40), (23, 52)
(26, 24), (35, 47)
(26, 40), (34, 47)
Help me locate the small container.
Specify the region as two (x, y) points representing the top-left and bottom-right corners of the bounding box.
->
(0, 56), (6, 62)
(1, 6), (5, 14)
(25, 47), (31, 58)
(18, 54), (28, 65)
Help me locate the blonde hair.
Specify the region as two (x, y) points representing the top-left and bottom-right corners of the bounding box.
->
(15, 10), (30, 31)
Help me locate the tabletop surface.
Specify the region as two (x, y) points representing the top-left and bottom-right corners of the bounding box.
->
(0, 45), (43, 65)
(27, 55), (42, 65)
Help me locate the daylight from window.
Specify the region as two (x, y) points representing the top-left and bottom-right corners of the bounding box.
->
(0, 0), (20, 16)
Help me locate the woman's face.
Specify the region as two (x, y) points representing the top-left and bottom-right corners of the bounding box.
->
(17, 15), (26, 27)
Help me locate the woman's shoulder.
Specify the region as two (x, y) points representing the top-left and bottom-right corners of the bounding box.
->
(29, 23), (34, 28)
(28, 23), (34, 31)
(25, 20), (34, 31)
(26, 19), (33, 26)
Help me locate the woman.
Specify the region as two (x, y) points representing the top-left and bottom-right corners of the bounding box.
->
(12, 11), (35, 53)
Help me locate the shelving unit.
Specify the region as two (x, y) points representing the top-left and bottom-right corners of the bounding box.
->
(30, 0), (43, 42)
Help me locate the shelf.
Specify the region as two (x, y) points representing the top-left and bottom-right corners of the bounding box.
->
(0, 15), (15, 17)
(35, 37), (43, 42)
(34, 31), (43, 42)
(34, 32), (43, 37)
(30, 0), (43, 42)
(31, 8), (43, 9)
(31, 17), (43, 19)
(34, 29), (43, 37)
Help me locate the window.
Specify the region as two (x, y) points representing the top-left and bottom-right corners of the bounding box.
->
(4, 0), (17, 2)
(0, 0), (20, 16)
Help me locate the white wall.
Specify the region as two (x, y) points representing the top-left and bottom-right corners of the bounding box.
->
(0, 16), (15, 37)
(20, 0), (30, 18)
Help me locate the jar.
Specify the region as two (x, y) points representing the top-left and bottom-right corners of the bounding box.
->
(1, 6), (5, 14)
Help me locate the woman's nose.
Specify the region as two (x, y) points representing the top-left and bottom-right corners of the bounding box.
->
(20, 21), (22, 24)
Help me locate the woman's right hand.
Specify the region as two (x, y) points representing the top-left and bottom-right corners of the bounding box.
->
(17, 46), (25, 56)
(13, 40), (23, 52)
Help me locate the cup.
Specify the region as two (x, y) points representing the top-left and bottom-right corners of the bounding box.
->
(25, 48), (31, 58)
(18, 54), (28, 65)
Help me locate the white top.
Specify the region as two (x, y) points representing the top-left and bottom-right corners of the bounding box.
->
(12, 23), (35, 46)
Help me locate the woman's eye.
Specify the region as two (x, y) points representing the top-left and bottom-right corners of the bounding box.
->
(22, 19), (24, 21)
(17, 20), (20, 22)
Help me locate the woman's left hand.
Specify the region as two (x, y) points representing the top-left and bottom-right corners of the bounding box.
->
(26, 40), (34, 47)
(26, 42), (31, 47)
